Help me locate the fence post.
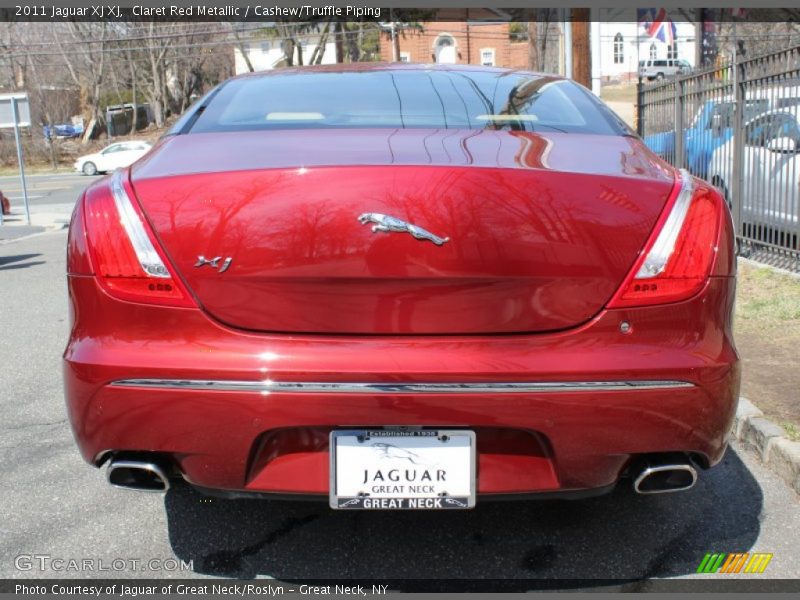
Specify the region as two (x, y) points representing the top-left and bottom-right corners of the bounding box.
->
(636, 76), (644, 137)
(731, 52), (745, 241)
(674, 78), (685, 168)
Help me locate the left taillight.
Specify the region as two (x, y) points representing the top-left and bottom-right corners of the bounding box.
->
(607, 169), (724, 308)
(78, 171), (195, 308)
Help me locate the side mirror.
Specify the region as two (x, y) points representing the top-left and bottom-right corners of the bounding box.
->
(767, 136), (798, 153)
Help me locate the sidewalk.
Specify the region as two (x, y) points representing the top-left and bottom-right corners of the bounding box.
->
(0, 206), (72, 237)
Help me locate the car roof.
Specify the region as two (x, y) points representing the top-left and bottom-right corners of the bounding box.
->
(744, 108), (800, 125)
(230, 62), (566, 82)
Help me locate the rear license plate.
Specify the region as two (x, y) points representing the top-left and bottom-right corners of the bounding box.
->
(330, 430), (475, 510)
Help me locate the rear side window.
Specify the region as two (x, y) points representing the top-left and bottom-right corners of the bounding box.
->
(187, 70), (629, 136)
(707, 103), (735, 130)
(742, 99), (771, 120)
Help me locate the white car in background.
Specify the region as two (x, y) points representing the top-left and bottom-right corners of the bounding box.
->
(74, 141), (152, 176)
(708, 108), (800, 239)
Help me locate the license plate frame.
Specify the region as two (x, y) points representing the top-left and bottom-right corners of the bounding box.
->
(329, 429), (476, 510)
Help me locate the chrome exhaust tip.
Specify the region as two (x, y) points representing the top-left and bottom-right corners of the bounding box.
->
(634, 461), (698, 495)
(107, 459), (171, 493)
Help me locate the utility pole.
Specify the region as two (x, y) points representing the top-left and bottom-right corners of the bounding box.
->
(391, 23), (399, 61)
(388, 10), (399, 62)
(570, 8), (591, 88)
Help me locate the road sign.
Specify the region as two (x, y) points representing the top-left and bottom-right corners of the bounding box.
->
(0, 93), (32, 225)
(0, 93), (31, 128)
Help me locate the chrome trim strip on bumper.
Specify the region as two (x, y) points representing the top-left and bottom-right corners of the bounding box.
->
(109, 379), (695, 394)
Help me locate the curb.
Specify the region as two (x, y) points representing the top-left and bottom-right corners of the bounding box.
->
(0, 210), (70, 243)
(733, 397), (800, 495)
(1, 213), (71, 230)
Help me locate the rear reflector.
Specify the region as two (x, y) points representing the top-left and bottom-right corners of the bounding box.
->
(607, 169), (722, 308)
(83, 171), (195, 307)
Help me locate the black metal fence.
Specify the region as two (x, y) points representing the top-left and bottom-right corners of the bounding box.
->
(638, 46), (800, 270)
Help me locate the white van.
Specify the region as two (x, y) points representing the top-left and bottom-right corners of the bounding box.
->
(639, 59), (692, 81)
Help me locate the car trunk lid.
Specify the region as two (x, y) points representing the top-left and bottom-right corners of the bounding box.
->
(130, 129), (674, 335)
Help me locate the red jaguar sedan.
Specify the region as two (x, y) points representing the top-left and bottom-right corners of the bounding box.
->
(63, 64), (739, 509)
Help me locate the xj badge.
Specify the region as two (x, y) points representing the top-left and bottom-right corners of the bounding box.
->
(194, 256), (233, 272)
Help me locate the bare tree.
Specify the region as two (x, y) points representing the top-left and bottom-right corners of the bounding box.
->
(344, 22), (381, 63)
(308, 21), (332, 65)
(0, 23), (28, 89)
(229, 23), (255, 72)
(57, 22), (109, 141)
(334, 22), (344, 63)
(140, 21), (174, 127)
(167, 23), (222, 114)
(527, 10), (557, 72)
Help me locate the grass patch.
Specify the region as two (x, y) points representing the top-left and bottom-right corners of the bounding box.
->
(735, 263), (800, 324)
(600, 84), (637, 104)
(0, 166), (72, 177)
(782, 421), (800, 442)
(734, 260), (800, 438)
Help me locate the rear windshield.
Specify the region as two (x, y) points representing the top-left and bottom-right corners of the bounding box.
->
(184, 69), (630, 136)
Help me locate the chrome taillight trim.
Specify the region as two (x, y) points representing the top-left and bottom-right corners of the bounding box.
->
(109, 379), (695, 394)
(110, 171), (170, 278)
(636, 168), (695, 279)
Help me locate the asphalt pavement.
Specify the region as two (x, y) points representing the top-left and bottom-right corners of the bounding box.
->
(0, 172), (93, 232)
(0, 172), (91, 209)
(1, 224), (799, 588)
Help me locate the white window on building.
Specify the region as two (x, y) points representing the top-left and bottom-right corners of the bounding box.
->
(667, 42), (678, 60)
(649, 43), (657, 60)
(613, 33), (624, 64)
(261, 41), (271, 53)
(399, 52), (411, 62)
(480, 48), (496, 66)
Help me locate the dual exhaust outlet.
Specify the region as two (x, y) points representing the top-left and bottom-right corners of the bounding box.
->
(107, 459), (171, 493)
(106, 454), (698, 495)
(633, 456), (698, 494)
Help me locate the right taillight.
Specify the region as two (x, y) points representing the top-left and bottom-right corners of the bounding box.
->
(607, 169), (723, 308)
(80, 170), (195, 308)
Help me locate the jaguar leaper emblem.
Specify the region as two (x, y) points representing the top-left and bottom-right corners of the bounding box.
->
(357, 213), (449, 246)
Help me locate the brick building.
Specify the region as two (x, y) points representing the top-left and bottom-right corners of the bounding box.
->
(378, 15), (697, 83)
(379, 22), (531, 69)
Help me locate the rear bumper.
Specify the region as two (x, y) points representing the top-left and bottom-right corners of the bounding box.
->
(63, 275), (739, 496)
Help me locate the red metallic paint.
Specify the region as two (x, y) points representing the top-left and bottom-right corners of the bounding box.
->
(63, 270), (738, 494)
(130, 134), (675, 334)
(63, 65), (739, 498)
(66, 193), (92, 275)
